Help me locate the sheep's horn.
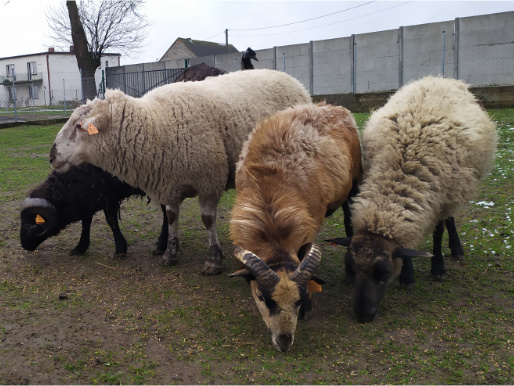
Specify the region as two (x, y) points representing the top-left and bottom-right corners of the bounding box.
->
(20, 198), (57, 238)
(290, 243), (322, 285)
(233, 247), (279, 288)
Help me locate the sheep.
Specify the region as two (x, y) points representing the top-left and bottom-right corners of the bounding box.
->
(327, 76), (497, 323)
(241, 47), (258, 70)
(20, 163), (168, 257)
(173, 63), (227, 83)
(229, 102), (362, 352)
(49, 69), (312, 275)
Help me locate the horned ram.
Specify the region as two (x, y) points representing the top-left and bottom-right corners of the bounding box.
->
(230, 102), (362, 352)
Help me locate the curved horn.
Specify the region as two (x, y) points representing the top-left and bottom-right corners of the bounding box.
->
(290, 243), (322, 285)
(20, 198), (58, 238)
(233, 247), (280, 288)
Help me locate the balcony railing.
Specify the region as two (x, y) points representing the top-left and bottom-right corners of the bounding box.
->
(1, 72), (43, 85)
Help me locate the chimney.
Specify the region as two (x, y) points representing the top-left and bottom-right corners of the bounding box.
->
(48, 47), (55, 53)
(70, 45), (74, 52)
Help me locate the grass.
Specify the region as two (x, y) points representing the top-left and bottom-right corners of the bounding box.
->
(0, 108), (513, 384)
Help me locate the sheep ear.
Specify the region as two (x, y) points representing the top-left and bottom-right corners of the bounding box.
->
(394, 248), (433, 259)
(326, 237), (352, 247)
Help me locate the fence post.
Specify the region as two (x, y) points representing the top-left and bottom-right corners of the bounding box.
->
(13, 75), (17, 122)
(283, 52), (286, 72)
(442, 30), (446, 76)
(454, 18), (460, 80)
(398, 26), (404, 87)
(273, 47), (277, 70)
(309, 41), (314, 95)
(63, 78), (67, 116)
(351, 34), (357, 94)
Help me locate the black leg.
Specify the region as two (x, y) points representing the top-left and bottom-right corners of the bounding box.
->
(431, 220), (446, 280)
(103, 206), (128, 258)
(399, 257), (415, 288)
(71, 214), (93, 255)
(445, 217), (464, 261)
(153, 205), (169, 255)
(342, 179), (360, 238)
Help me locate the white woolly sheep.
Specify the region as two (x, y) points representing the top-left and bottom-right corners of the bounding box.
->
(49, 69), (311, 275)
(328, 76), (497, 322)
(229, 102), (362, 352)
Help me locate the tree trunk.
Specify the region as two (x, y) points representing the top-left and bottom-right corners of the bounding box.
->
(67, 1), (100, 101)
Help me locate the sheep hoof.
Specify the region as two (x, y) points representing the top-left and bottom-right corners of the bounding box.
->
(70, 248), (86, 255)
(152, 248), (165, 256)
(113, 252), (127, 258)
(201, 260), (223, 275)
(431, 273), (446, 281)
(160, 255), (179, 266)
(400, 282), (415, 290)
(451, 254), (464, 262)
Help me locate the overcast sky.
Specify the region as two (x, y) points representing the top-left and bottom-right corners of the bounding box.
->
(1, 0), (513, 65)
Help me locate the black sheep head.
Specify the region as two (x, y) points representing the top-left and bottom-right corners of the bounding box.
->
(20, 198), (58, 251)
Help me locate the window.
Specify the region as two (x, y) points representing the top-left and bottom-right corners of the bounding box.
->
(6, 64), (14, 77)
(27, 61), (37, 74)
(29, 85), (39, 99)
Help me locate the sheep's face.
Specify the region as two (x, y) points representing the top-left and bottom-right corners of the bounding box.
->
(345, 234), (402, 323)
(50, 99), (108, 172)
(340, 232), (432, 323)
(249, 270), (305, 353)
(230, 244), (323, 352)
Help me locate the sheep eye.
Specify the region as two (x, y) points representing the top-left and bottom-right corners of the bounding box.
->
(75, 122), (85, 131)
(256, 292), (265, 302)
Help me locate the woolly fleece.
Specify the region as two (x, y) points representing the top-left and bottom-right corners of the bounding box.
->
(351, 76), (497, 248)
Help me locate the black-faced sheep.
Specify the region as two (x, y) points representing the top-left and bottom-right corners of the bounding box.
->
(229, 103), (362, 352)
(49, 69), (312, 275)
(328, 76), (497, 323)
(20, 163), (168, 257)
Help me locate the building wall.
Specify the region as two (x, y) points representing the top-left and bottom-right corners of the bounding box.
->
(159, 40), (195, 62)
(0, 52), (119, 107)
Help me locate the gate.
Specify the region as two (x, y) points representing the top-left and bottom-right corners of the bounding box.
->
(105, 68), (185, 98)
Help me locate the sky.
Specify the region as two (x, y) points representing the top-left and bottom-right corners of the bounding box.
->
(1, 0), (513, 66)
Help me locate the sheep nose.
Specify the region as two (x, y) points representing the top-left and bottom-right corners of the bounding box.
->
(275, 334), (293, 352)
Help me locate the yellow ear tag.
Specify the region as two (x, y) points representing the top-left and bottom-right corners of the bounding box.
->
(308, 280), (322, 293)
(35, 214), (45, 224)
(88, 123), (99, 135)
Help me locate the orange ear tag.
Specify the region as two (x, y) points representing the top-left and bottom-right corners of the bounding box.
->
(88, 123), (99, 135)
(35, 214), (45, 224)
(307, 280), (322, 293)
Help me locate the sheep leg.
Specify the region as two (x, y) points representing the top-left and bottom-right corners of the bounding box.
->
(153, 205), (169, 255)
(399, 257), (415, 288)
(103, 206), (128, 258)
(342, 179), (360, 237)
(160, 203), (180, 266)
(199, 195), (224, 275)
(71, 214), (93, 255)
(445, 217), (464, 261)
(431, 220), (447, 281)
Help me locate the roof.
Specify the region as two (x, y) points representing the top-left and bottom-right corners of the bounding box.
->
(177, 38), (238, 57)
(0, 49), (121, 61)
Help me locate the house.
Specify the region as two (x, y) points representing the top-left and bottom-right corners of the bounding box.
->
(0, 47), (120, 107)
(159, 38), (238, 62)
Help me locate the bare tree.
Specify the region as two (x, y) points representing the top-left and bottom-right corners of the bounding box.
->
(46, 0), (150, 100)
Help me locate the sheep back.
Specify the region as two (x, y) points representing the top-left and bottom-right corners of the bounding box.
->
(231, 102), (361, 260)
(81, 69), (311, 205)
(352, 76), (497, 248)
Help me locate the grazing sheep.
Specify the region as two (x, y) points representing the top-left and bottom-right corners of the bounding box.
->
(49, 69), (311, 275)
(20, 163), (168, 257)
(328, 76), (497, 323)
(173, 63), (227, 83)
(229, 103), (362, 352)
(241, 47), (258, 70)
